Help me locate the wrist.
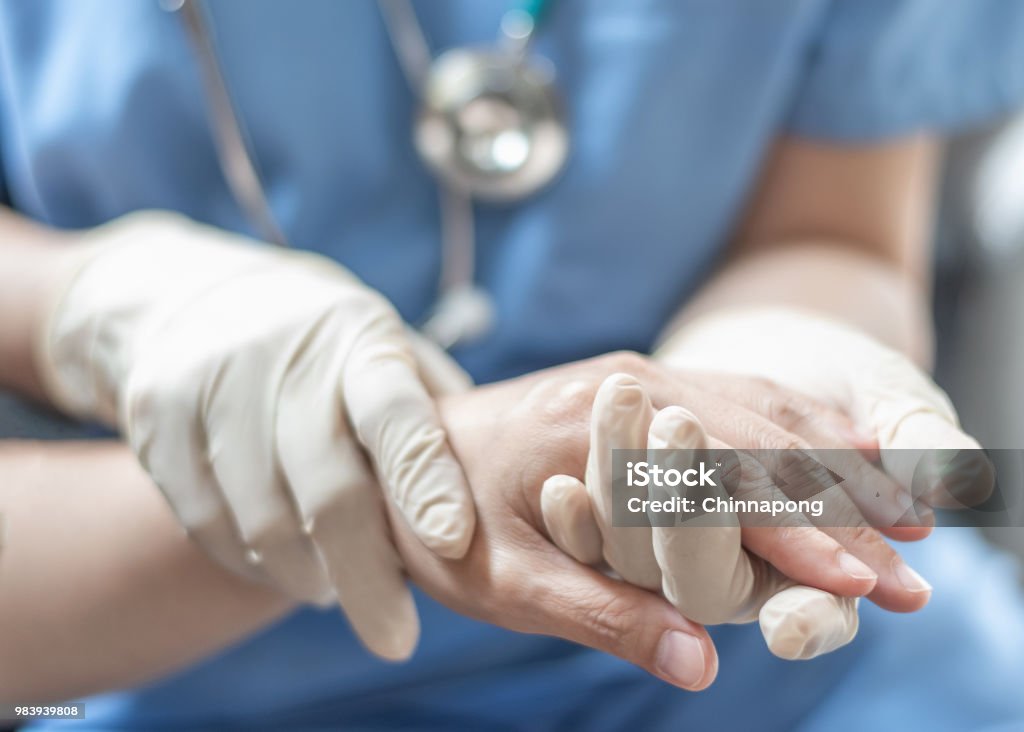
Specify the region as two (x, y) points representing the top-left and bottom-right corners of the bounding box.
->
(0, 214), (75, 401)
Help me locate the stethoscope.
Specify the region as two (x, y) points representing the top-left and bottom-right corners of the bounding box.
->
(168, 0), (567, 349)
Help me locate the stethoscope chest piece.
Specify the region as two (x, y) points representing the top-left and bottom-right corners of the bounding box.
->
(416, 48), (568, 201)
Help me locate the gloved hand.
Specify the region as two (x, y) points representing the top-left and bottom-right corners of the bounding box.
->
(655, 307), (992, 508)
(34, 210), (476, 660)
(541, 374), (860, 660)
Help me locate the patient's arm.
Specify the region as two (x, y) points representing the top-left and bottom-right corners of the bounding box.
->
(0, 441), (292, 702)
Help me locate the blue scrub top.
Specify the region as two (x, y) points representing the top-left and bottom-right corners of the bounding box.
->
(3, 1), (1024, 729)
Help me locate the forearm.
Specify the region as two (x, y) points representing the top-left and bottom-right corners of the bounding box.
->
(662, 136), (938, 367)
(0, 206), (71, 400)
(666, 243), (933, 366)
(0, 440), (292, 702)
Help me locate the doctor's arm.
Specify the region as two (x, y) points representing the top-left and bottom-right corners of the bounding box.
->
(0, 205), (484, 661)
(539, 135), (979, 633)
(0, 207), (66, 400)
(0, 212), (290, 698)
(655, 134), (984, 611)
(666, 134), (938, 361)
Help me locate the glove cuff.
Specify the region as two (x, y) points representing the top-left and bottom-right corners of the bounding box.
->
(33, 220), (140, 424)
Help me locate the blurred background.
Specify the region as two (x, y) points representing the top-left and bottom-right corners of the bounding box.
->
(935, 111), (1024, 559)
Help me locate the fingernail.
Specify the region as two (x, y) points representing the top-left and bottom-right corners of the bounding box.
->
(893, 559), (933, 593)
(838, 551), (877, 581)
(655, 630), (706, 689)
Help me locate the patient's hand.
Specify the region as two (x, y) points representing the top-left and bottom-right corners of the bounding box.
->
(386, 363), (720, 691)
(384, 352), (929, 686)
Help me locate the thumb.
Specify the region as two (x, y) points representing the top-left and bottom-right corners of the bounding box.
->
(850, 352), (993, 509)
(341, 327), (476, 558)
(520, 544), (718, 691)
(540, 474), (604, 565)
(759, 588), (859, 661)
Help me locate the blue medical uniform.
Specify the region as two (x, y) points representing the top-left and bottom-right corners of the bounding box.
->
(3, 1), (1024, 729)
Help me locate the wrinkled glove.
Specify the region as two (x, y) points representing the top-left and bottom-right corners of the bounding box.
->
(656, 307), (990, 507)
(541, 374), (859, 661)
(35, 210), (476, 660)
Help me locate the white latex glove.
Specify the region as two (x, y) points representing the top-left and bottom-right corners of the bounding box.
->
(34, 211), (476, 660)
(656, 307), (989, 507)
(542, 374), (859, 661)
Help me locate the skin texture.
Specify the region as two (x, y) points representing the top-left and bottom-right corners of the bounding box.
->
(0, 133), (946, 699)
(0, 441), (293, 702)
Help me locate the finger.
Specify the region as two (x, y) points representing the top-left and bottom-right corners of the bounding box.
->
(308, 498), (419, 660)
(406, 328), (474, 396)
(647, 411), (860, 654)
(124, 373), (267, 585)
(714, 412), (932, 606)
(887, 417), (994, 510)
(276, 335), (419, 660)
(649, 408), (775, 624)
(200, 351), (334, 604)
(758, 442), (933, 610)
(914, 443), (995, 511)
(701, 379), (930, 534)
(820, 524), (932, 613)
(759, 589), (860, 661)
(772, 447), (932, 542)
(342, 326), (475, 558)
(739, 523), (877, 599)
(719, 446), (878, 598)
(518, 543), (718, 691)
(540, 475), (604, 565)
(852, 357), (993, 508)
(586, 373), (660, 589)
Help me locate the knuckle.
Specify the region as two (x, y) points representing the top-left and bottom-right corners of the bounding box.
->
(756, 424), (807, 454)
(843, 523), (885, 551)
(763, 394), (814, 433)
(515, 566), (642, 653)
(830, 502), (869, 531)
(763, 524), (814, 564)
(732, 453), (772, 498)
(774, 431), (808, 453)
(602, 350), (650, 377)
(535, 378), (598, 425)
(579, 589), (641, 648)
(769, 523), (800, 548)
